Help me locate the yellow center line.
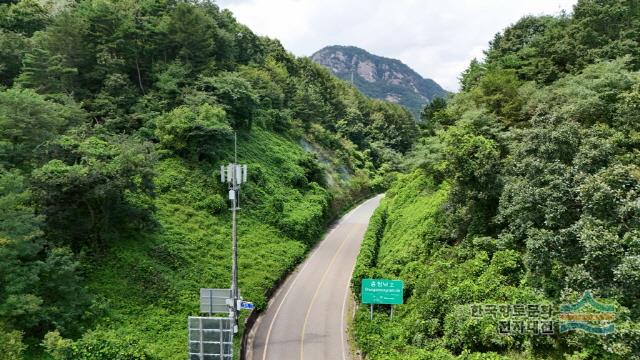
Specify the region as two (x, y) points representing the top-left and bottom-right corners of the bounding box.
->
(262, 198), (375, 360)
(260, 199), (370, 360)
(299, 224), (359, 360)
(261, 228), (336, 360)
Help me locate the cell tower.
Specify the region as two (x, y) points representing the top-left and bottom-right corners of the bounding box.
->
(219, 132), (248, 331)
(189, 133), (252, 360)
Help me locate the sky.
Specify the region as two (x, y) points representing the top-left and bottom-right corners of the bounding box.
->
(216, 0), (578, 91)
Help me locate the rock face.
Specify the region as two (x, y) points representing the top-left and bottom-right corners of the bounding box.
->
(311, 45), (448, 119)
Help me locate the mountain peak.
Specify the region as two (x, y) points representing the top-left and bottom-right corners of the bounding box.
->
(311, 45), (447, 118)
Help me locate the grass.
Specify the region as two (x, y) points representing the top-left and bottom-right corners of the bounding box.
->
(26, 127), (369, 359)
(351, 170), (533, 360)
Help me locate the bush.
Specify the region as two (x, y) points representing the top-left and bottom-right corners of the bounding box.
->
(154, 104), (232, 159)
(352, 203), (387, 296)
(275, 184), (330, 243)
(44, 330), (156, 360)
(0, 326), (25, 360)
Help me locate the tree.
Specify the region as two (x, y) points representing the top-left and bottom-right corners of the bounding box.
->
(31, 132), (156, 248)
(197, 72), (258, 129)
(238, 65), (285, 110)
(0, 30), (27, 87)
(526, 58), (637, 126)
(0, 169), (89, 338)
(367, 100), (418, 154)
(349, 1), (640, 358)
(459, 58), (486, 91)
(336, 107), (367, 148)
(0, 88), (83, 168)
(290, 81), (332, 127)
(420, 97), (451, 134)
(166, 2), (217, 71)
(570, 0), (640, 69)
(0, 0), (49, 36)
(16, 40), (78, 95)
(0, 324), (25, 360)
(38, 8), (91, 96)
(84, 73), (138, 130)
(470, 68), (524, 124)
(151, 61), (192, 110)
(154, 103), (232, 159)
(443, 116), (502, 239)
(484, 15), (567, 83)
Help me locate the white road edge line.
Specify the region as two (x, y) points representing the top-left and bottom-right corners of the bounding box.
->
(259, 197), (372, 360)
(341, 245), (358, 360)
(342, 194), (383, 360)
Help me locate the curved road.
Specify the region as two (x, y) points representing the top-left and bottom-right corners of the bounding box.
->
(246, 195), (383, 360)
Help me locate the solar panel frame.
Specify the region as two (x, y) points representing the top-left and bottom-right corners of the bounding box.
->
(188, 316), (233, 360)
(199, 288), (232, 314)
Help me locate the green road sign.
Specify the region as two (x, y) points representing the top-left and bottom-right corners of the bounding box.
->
(361, 279), (404, 305)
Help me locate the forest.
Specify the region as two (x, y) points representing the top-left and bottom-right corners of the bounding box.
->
(0, 0), (418, 358)
(352, 0), (640, 359)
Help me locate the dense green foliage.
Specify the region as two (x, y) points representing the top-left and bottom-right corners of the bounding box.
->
(0, 0), (417, 358)
(354, 1), (640, 359)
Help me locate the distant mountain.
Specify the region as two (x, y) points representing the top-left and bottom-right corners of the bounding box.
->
(311, 45), (448, 119)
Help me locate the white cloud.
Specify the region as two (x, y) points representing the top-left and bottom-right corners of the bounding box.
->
(217, 0), (577, 91)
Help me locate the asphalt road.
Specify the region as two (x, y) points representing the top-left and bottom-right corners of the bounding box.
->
(246, 195), (384, 360)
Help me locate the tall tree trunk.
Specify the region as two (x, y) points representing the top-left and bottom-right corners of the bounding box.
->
(135, 54), (145, 94)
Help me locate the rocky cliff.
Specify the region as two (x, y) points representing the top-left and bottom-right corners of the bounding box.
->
(311, 45), (448, 118)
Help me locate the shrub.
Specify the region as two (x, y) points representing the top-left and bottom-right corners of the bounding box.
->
(155, 104), (232, 158)
(44, 330), (156, 360)
(0, 326), (25, 360)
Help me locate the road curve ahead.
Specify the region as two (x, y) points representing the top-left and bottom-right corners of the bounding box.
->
(246, 195), (384, 360)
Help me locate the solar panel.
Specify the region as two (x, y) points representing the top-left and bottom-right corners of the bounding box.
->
(188, 316), (233, 360)
(199, 289), (232, 315)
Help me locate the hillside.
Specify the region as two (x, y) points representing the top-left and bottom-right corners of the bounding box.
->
(353, 1), (640, 359)
(0, 1), (418, 359)
(311, 45), (448, 119)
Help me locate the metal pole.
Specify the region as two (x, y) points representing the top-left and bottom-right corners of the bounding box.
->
(228, 131), (242, 332)
(199, 317), (204, 360)
(209, 290), (212, 316)
(370, 304), (373, 320)
(231, 174), (238, 329)
(390, 305), (394, 320)
(219, 319), (224, 360)
(231, 131), (239, 331)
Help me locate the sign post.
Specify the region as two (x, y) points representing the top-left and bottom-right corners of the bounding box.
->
(361, 279), (404, 320)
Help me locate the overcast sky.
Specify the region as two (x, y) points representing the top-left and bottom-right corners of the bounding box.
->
(216, 0), (578, 91)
